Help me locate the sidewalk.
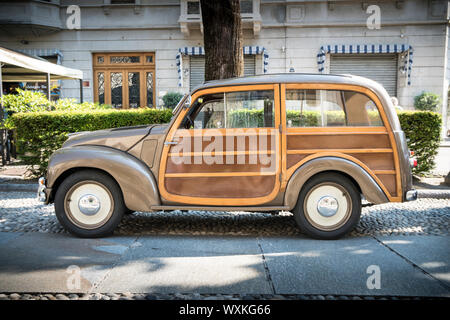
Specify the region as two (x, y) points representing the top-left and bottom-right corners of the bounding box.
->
(0, 165), (38, 192)
(0, 232), (448, 297)
(441, 136), (450, 147)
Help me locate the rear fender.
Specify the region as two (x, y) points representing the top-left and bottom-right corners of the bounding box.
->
(284, 156), (389, 210)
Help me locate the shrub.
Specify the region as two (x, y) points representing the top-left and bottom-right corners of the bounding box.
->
(414, 92), (441, 112)
(6, 108), (173, 176)
(162, 92), (184, 109)
(1, 88), (112, 113)
(2, 88), (51, 113)
(53, 98), (113, 111)
(398, 111), (441, 175)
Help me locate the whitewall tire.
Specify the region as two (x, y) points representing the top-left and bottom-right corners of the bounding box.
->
(55, 170), (125, 238)
(293, 172), (361, 240)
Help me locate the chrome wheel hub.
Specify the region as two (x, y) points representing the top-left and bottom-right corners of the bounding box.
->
(317, 196), (339, 217)
(78, 194), (101, 216)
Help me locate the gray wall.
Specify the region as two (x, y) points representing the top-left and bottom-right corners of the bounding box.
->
(0, 0), (448, 129)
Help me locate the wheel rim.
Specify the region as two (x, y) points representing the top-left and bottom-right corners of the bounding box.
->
(303, 182), (352, 231)
(64, 181), (114, 230)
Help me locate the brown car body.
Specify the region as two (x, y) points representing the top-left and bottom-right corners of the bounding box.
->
(39, 73), (416, 238)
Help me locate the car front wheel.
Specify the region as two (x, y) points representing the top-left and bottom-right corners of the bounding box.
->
(54, 170), (125, 238)
(293, 172), (361, 240)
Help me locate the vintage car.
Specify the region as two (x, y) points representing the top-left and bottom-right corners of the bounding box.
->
(38, 73), (417, 239)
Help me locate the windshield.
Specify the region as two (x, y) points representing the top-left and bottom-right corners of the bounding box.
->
(172, 94), (189, 115)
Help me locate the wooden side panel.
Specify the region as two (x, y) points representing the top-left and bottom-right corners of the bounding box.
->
(164, 129), (277, 198)
(287, 134), (391, 150)
(165, 176), (276, 198)
(285, 131), (397, 197)
(376, 174), (397, 196)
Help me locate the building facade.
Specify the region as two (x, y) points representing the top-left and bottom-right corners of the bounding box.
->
(0, 0), (449, 133)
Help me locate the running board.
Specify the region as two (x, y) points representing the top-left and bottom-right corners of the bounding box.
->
(150, 205), (290, 212)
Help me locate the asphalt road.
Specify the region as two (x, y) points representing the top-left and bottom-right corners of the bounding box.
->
(0, 231), (448, 297)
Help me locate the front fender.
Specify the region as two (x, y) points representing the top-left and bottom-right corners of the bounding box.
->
(284, 156), (389, 210)
(47, 145), (160, 211)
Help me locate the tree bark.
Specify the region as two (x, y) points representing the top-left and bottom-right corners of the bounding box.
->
(200, 0), (243, 81)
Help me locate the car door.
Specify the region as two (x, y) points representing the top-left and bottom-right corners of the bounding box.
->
(158, 84), (281, 206)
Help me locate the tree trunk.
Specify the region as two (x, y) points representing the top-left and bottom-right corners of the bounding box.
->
(200, 0), (243, 81)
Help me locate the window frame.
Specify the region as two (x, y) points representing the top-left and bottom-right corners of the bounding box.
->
(284, 87), (385, 128)
(181, 88), (277, 130)
(93, 52), (155, 108)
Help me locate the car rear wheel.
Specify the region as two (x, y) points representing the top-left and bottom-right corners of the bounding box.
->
(293, 172), (361, 240)
(54, 170), (125, 238)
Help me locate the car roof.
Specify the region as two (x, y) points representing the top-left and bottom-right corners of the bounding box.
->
(193, 73), (376, 93)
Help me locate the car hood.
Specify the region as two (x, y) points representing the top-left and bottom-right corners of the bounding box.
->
(62, 124), (168, 151)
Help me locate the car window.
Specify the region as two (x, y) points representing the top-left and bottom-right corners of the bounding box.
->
(181, 90), (275, 129)
(226, 90), (274, 128)
(285, 89), (383, 127)
(343, 91), (383, 126)
(285, 89), (345, 127)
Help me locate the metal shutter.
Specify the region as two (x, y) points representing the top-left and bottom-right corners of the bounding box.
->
(190, 55), (256, 91)
(330, 54), (398, 96)
(244, 55), (255, 76)
(190, 56), (205, 91)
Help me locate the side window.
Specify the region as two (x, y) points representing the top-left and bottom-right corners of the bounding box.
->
(180, 93), (225, 129)
(181, 90), (275, 129)
(343, 91), (383, 126)
(226, 90), (274, 128)
(285, 89), (345, 127)
(285, 89), (383, 127)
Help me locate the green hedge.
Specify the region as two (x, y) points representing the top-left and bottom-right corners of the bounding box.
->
(7, 108), (172, 176)
(398, 111), (442, 175)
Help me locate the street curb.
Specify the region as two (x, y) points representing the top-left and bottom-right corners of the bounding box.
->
(417, 189), (450, 200)
(0, 184), (37, 192)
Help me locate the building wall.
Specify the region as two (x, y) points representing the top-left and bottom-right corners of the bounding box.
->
(0, 0), (448, 123)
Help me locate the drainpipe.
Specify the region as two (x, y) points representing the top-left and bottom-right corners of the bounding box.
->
(46, 73), (51, 100)
(79, 79), (83, 103)
(0, 63), (5, 165)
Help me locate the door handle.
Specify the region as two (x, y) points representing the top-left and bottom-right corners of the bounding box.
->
(164, 141), (178, 146)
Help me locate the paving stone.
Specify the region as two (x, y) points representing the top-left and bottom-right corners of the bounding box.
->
(1, 192), (449, 236)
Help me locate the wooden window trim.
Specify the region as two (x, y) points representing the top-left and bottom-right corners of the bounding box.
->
(159, 84), (282, 206)
(93, 52), (155, 67)
(93, 52), (155, 108)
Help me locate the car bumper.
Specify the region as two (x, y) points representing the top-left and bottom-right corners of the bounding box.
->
(37, 177), (51, 204)
(405, 189), (418, 201)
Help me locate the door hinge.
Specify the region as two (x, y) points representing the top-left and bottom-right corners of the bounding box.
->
(279, 123), (283, 134)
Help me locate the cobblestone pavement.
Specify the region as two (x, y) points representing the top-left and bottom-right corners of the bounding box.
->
(0, 191), (449, 237)
(0, 292), (444, 301)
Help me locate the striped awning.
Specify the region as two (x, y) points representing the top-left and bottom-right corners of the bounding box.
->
(177, 46), (269, 87)
(317, 44), (413, 85)
(17, 48), (64, 65)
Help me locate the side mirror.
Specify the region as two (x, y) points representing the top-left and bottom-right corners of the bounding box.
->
(183, 96), (191, 109)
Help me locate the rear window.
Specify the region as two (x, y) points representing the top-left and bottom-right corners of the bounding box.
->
(285, 89), (383, 127)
